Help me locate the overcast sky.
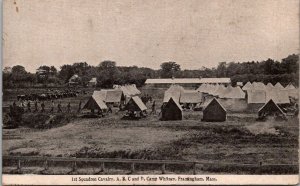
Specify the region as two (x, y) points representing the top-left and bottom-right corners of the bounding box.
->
(3, 0), (299, 72)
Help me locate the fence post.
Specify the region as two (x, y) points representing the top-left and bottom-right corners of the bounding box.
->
(44, 160), (48, 170)
(259, 161), (262, 173)
(130, 163), (135, 174)
(100, 162), (105, 172)
(72, 161), (77, 172)
(17, 159), (21, 171)
(193, 163), (196, 175)
(161, 164), (166, 174)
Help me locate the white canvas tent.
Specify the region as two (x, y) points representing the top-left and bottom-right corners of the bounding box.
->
(219, 86), (245, 99)
(180, 90), (202, 103)
(274, 82), (284, 89)
(265, 90), (290, 104)
(247, 90), (266, 104)
(242, 82), (252, 91)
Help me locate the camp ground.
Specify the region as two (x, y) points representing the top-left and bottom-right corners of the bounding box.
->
(3, 79), (299, 175)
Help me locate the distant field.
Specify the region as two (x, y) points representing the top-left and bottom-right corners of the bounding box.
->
(2, 87), (299, 174)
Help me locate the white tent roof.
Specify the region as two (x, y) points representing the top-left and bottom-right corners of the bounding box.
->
(252, 82), (266, 90)
(242, 82), (252, 90)
(131, 96), (147, 111)
(265, 90), (290, 104)
(274, 82), (284, 89)
(180, 90), (202, 103)
(222, 86), (246, 99)
(247, 90), (266, 104)
(285, 84), (296, 90)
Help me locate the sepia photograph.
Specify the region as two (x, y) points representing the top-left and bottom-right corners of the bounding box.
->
(2, 0), (299, 185)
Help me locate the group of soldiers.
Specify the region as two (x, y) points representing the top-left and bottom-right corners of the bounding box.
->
(11, 100), (83, 114)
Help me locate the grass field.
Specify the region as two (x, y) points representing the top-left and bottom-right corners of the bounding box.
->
(2, 87), (299, 174)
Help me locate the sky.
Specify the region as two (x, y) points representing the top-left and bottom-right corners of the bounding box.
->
(3, 0), (299, 72)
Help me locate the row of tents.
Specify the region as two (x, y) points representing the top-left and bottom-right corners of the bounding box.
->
(161, 96), (288, 122)
(82, 84), (147, 116)
(161, 82), (298, 120)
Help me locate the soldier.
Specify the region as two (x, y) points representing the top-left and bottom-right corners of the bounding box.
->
(21, 101), (25, 108)
(41, 101), (45, 112)
(34, 100), (38, 112)
(78, 100), (82, 113)
(57, 102), (62, 113)
(50, 100), (55, 113)
(107, 105), (112, 113)
(27, 101), (31, 112)
(150, 101), (156, 115)
(67, 102), (71, 113)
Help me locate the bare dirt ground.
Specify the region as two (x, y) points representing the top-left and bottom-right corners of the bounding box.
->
(2, 87), (299, 174)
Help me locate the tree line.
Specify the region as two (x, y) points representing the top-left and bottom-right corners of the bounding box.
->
(2, 54), (299, 88)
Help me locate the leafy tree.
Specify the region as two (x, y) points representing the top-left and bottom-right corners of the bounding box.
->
(160, 62), (181, 78)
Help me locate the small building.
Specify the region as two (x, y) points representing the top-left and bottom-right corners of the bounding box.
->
(258, 99), (286, 119)
(161, 97), (183, 121)
(88, 77), (97, 87)
(202, 98), (227, 122)
(82, 95), (108, 113)
(145, 78), (231, 88)
(68, 74), (80, 86)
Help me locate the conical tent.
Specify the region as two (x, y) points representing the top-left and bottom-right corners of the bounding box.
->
(274, 82), (284, 89)
(163, 90), (181, 103)
(161, 98), (183, 121)
(197, 84), (207, 92)
(203, 98), (227, 122)
(285, 83), (296, 90)
(258, 99), (286, 118)
(252, 82), (266, 90)
(163, 85), (185, 103)
(266, 83), (274, 89)
(242, 82), (252, 90)
(213, 85), (227, 97)
(124, 96), (147, 112)
(83, 95), (108, 111)
(167, 85), (185, 92)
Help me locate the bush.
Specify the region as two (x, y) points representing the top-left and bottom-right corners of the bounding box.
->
(22, 113), (76, 129)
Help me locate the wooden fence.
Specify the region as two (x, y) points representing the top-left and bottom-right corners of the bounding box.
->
(3, 156), (298, 174)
